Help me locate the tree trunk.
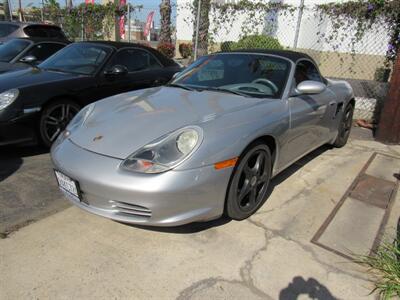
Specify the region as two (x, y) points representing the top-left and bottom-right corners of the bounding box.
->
(376, 53), (400, 144)
(159, 0), (172, 44)
(3, 0), (11, 21)
(67, 0), (73, 9)
(192, 0), (211, 58)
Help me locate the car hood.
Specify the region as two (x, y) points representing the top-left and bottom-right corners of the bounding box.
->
(70, 86), (263, 159)
(0, 67), (81, 91)
(0, 62), (29, 74)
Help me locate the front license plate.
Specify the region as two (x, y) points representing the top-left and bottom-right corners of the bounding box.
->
(54, 170), (80, 200)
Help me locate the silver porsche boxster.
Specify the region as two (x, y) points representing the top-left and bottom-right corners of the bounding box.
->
(51, 50), (354, 226)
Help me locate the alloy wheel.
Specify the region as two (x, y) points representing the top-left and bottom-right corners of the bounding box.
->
(42, 102), (80, 144)
(235, 149), (270, 212)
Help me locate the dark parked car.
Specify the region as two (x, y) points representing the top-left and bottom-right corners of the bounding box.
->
(0, 37), (69, 74)
(0, 21), (67, 43)
(0, 41), (182, 146)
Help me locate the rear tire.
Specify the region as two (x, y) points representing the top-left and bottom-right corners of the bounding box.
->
(332, 103), (354, 148)
(39, 99), (81, 147)
(225, 142), (272, 220)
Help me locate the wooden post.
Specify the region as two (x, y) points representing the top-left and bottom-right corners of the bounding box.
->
(376, 53), (400, 144)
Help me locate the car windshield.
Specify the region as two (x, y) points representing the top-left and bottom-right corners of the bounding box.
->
(39, 43), (111, 75)
(172, 53), (290, 98)
(0, 23), (19, 38)
(0, 39), (31, 62)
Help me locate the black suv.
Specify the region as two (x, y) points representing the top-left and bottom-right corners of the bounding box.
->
(0, 21), (67, 43)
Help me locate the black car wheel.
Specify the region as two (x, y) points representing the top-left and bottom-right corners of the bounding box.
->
(39, 99), (80, 147)
(332, 103), (354, 148)
(226, 142), (272, 220)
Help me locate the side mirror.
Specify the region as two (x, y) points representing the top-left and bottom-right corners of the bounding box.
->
(19, 55), (37, 64)
(172, 72), (181, 79)
(104, 65), (128, 76)
(295, 80), (326, 95)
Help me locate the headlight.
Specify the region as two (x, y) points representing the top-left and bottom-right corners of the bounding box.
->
(66, 103), (95, 132)
(121, 126), (203, 173)
(0, 89), (19, 111)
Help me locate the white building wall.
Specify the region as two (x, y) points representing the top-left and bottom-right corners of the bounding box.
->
(176, 0), (390, 55)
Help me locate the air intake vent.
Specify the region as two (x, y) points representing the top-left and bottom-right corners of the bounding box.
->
(109, 200), (152, 218)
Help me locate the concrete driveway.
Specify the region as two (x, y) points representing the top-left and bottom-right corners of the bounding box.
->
(1, 130), (399, 299)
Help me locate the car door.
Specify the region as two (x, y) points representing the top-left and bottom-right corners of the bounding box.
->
(16, 42), (66, 65)
(280, 60), (336, 167)
(98, 47), (167, 97)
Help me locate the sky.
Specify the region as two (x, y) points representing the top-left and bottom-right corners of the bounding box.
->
(13, 0), (177, 26)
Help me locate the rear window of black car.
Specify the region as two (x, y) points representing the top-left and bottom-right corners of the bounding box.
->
(0, 23), (19, 38)
(23, 25), (66, 39)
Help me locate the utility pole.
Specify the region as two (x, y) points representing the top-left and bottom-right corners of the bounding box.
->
(127, 3), (131, 42)
(114, 0), (120, 41)
(293, 0), (305, 49)
(41, 0), (44, 21)
(193, 0), (201, 60)
(376, 53), (400, 144)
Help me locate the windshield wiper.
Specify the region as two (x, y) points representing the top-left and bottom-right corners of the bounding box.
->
(166, 83), (196, 91)
(43, 67), (66, 73)
(201, 87), (250, 97)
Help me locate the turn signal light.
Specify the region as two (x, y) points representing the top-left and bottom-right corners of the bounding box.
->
(214, 158), (238, 170)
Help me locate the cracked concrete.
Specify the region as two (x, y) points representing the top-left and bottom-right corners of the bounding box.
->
(0, 136), (399, 300)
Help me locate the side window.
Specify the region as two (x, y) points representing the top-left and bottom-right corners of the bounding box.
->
(108, 48), (161, 72)
(25, 43), (65, 63)
(294, 60), (322, 85)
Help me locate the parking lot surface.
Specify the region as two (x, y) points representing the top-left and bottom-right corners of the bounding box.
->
(1, 129), (399, 299)
(0, 146), (70, 235)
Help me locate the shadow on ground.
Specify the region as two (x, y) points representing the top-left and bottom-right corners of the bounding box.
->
(125, 145), (332, 234)
(279, 276), (337, 300)
(0, 145), (48, 182)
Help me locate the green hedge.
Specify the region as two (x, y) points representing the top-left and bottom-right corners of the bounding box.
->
(221, 35), (283, 51)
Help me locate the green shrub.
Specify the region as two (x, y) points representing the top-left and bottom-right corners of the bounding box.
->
(235, 35), (283, 50)
(178, 43), (192, 58)
(220, 41), (235, 52)
(157, 42), (175, 59)
(357, 237), (400, 299)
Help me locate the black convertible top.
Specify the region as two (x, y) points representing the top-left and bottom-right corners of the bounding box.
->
(83, 40), (178, 67)
(219, 49), (314, 63)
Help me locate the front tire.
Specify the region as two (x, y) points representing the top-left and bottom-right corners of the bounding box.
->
(39, 99), (81, 147)
(226, 142), (272, 220)
(332, 103), (354, 148)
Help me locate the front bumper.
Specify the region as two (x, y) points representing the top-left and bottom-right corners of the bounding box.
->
(51, 139), (233, 226)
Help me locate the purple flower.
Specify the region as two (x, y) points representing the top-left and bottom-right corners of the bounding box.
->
(387, 43), (395, 52)
(367, 3), (374, 11)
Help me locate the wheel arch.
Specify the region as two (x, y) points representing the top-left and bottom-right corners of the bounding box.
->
(41, 94), (83, 110)
(239, 134), (278, 170)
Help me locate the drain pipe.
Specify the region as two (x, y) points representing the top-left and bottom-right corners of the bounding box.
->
(193, 0), (202, 61)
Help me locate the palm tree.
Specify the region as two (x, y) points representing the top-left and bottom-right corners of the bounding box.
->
(192, 0), (211, 58)
(159, 0), (172, 44)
